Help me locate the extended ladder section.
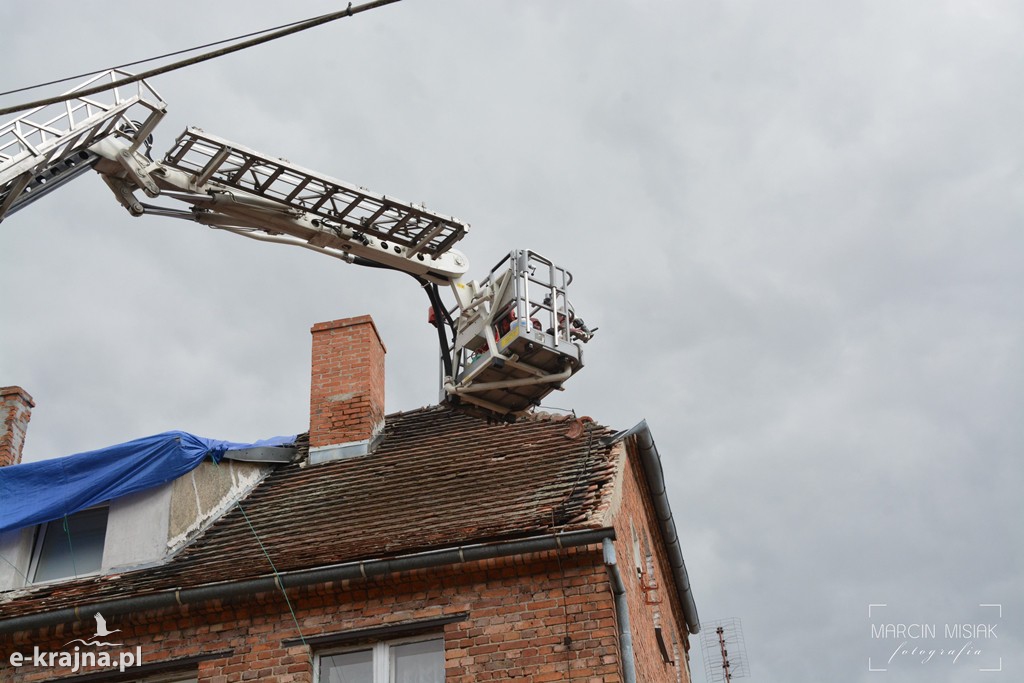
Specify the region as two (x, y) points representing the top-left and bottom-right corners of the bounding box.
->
(0, 71), (165, 223)
(159, 128), (469, 282)
(444, 250), (594, 416)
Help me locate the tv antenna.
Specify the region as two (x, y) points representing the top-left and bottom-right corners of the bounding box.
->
(700, 617), (750, 682)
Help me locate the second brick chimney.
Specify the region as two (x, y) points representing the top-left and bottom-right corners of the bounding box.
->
(1, 386), (34, 468)
(309, 315), (386, 463)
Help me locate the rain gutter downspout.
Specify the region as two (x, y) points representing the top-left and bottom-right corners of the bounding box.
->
(0, 527), (614, 635)
(607, 420), (701, 635)
(603, 537), (637, 683)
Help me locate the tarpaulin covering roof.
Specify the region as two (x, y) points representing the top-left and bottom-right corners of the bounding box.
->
(0, 431), (295, 534)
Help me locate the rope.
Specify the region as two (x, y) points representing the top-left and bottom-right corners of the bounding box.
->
(209, 454), (311, 658)
(236, 501), (309, 652)
(62, 514), (79, 578)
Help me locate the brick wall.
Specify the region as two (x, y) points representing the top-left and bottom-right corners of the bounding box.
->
(309, 316), (386, 450)
(609, 440), (694, 683)
(0, 386), (34, 468)
(1, 548), (623, 682)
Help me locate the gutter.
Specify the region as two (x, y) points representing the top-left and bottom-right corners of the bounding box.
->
(607, 421), (701, 635)
(603, 538), (638, 683)
(0, 527), (614, 635)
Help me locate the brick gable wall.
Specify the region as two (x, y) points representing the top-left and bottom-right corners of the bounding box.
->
(607, 441), (695, 683)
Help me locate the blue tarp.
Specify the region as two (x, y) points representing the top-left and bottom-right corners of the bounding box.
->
(0, 431), (295, 534)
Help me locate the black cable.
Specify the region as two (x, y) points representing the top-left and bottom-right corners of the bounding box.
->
(433, 284), (456, 330)
(550, 513), (576, 676)
(553, 421), (598, 525)
(424, 281), (455, 379)
(349, 256), (456, 379)
(0, 0), (403, 117)
(0, 14), (325, 98)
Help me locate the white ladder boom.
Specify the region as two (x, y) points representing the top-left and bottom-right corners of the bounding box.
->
(0, 71), (165, 222)
(162, 128), (468, 262)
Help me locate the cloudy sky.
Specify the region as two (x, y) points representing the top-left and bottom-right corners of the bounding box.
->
(1, 1), (1021, 680)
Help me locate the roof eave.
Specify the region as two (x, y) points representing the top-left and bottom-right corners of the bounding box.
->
(0, 527), (615, 635)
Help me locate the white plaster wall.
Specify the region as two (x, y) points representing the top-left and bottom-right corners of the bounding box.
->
(102, 483), (172, 571)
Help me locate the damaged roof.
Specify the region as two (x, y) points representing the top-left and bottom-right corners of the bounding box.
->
(1, 406), (618, 619)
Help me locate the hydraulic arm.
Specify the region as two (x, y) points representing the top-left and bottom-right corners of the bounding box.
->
(0, 72), (595, 417)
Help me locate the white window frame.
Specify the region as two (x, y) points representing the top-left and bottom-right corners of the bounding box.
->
(27, 506), (108, 584)
(315, 633), (444, 683)
(630, 519), (644, 580)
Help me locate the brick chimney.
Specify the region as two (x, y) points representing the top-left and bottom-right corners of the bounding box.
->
(309, 315), (386, 463)
(1, 386), (34, 468)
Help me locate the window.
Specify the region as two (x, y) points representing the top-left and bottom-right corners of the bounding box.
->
(30, 507), (108, 582)
(318, 636), (443, 683)
(630, 519), (643, 580)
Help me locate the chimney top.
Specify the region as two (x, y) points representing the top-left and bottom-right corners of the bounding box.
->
(309, 315), (386, 463)
(1, 386), (35, 468)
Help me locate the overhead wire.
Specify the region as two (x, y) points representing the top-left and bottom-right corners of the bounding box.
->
(0, 0), (404, 118)
(0, 14), (326, 98)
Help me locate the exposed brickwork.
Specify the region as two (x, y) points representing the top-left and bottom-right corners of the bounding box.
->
(0, 549), (623, 683)
(309, 316), (386, 448)
(609, 441), (694, 683)
(0, 386), (34, 468)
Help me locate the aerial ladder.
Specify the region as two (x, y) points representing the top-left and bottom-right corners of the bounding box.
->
(0, 71), (595, 418)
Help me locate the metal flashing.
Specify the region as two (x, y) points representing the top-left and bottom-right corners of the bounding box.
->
(223, 445), (297, 463)
(308, 436), (373, 464)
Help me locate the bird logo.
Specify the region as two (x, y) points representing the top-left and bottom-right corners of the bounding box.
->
(93, 612), (121, 639)
(63, 612), (123, 648)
